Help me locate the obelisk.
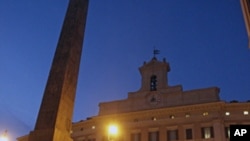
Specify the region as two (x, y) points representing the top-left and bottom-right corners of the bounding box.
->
(28, 0), (88, 141)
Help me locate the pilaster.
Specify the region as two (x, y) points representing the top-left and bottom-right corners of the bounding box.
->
(159, 126), (166, 141)
(213, 119), (225, 141)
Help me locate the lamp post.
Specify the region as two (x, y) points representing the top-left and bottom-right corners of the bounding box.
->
(108, 124), (118, 141)
(0, 130), (8, 141)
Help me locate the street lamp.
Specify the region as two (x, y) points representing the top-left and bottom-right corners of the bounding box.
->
(0, 130), (8, 141)
(108, 124), (118, 141)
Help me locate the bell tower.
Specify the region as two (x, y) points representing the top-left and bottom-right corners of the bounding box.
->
(28, 0), (88, 141)
(139, 57), (170, 91)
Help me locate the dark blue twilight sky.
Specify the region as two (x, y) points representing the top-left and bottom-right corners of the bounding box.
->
(0, 0), (250, 140)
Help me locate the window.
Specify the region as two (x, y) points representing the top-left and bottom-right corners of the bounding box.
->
(225, 127), (230, 138)
(167, 130), (178, 141)
(186, 129), (193, 140)
(201, 127), (214, 139)
(202, 112), (208, 116)
(148, 131), (159, 141)
(151, 117), (157, 121)
(169, 115), (175, 119)
(225, 112), (230, 116)
(243, 110), (249, 115)
(185, 113), (190, 118)
(131, 133), (141, 141)
(150, 75), (157, 91)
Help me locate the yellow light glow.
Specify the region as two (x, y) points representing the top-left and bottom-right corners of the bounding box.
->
(0, 136), (8, 141)
(0, 130), (8, 141)
(108, 124), (118, 135)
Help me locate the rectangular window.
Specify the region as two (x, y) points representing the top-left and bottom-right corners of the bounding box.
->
(201, 127), (214, 139)
(167, 130), (178, 141)
(225, 127), (230, 138)
(148, 131), (159, 141)
(131, 133), (141, 141)
(185, 128), (193, 140)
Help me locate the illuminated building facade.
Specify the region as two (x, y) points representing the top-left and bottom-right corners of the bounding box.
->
(71, 57), (250, 141)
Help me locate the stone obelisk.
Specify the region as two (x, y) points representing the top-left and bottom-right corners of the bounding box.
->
(28, 0), (88, 141)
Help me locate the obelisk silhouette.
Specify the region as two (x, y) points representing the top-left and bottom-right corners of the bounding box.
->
(28, 0), (88, 141)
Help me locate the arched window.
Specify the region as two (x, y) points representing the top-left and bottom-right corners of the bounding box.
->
(150, 75), (157, 91)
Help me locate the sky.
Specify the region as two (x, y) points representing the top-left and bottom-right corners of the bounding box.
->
(0, 0), (250, 140)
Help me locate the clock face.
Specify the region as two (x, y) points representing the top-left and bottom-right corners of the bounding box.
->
(147, 93), (161, 105)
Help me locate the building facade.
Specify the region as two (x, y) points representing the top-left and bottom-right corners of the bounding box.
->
(18, 57), (250, 141)
(71, 57), (250, 141)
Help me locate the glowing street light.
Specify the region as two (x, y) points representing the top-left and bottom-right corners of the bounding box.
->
(0, 130), (8, 141)
(108, 124), (118, 141)
(109, 125), (118, 135)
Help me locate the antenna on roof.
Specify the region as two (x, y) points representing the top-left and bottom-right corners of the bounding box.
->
(153, 47), (160, 58)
